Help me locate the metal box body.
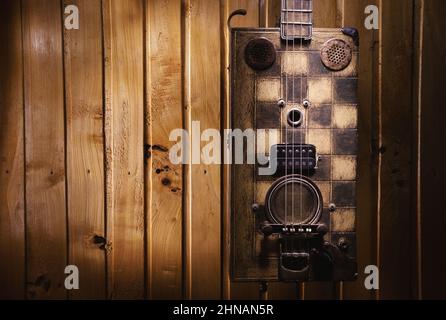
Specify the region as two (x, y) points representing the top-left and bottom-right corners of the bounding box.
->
(231, 28), (358, 281)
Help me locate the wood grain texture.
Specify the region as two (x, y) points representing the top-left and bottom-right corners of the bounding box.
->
(146, 0), (183, 299)
(0, 0), (25, 300)
(342, 0), (378, 300)
(0, 0), (444, 300)
(222, 0), (231, 300)
(313, 0), (337, 28)
(22, 0), (67, 299)
(104, 0), (145, 299)
(267, 0), (281, 28)
(418, 0), (446, 299)
(184, 0), (221, 299)
(102, 0), (113, 299)
(63, 0), (106, 299)
(378, 0), (416, 299)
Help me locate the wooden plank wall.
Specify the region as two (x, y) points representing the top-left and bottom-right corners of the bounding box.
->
(182, 0), (223, 300)
(0, 0), (25, 300)
(341, 0), (378, 300)
(146, 0), (183, 300)
(22, 0), (67, 299)
(417, 0), (446, 300)
(104, 0), (145, 299)
(378, 0), (417, 300)
(64, 0), (106, 299)
(0, 0), (445, 300)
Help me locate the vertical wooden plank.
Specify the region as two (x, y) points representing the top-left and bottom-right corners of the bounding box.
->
(103, 0), (145, 299)
(222, 0), (231, 300)
(63, 0), (106, 299)
(22, 0), (67, 299)
(413, 0), (423, 300)
(335, 0), (344, 27)
(267, 0), (281, 28)
(0, 0), (25, 300)
(378, 0), (416, 299)
(342, 0), (379, 300)
(184, 0), (221, 299)
(146, 0), (183, 299)
(418, 0), (446, 299)
(313, 0), (338, 27)
(259, 0), (268, 27)
(102, 0), (113, 298)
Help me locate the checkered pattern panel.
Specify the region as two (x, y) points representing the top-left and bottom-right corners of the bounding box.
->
(253, 35), (358, 257)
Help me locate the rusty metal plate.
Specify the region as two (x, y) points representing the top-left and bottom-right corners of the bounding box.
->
(231, 28), (359, 281)
(320, 38), (352, 71)
(244, 37), (276, 71)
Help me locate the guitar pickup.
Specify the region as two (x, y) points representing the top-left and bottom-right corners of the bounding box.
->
(270, 144), (317, 172)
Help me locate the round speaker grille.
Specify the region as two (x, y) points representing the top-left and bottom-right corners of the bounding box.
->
(265, 175), (323, 225)
(320, 38), (352, 71)
(244, 38), (276, 71)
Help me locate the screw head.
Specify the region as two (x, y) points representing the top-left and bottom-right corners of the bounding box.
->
(252, 203), (260, 212)
(303, 99), (311, 108)
(329, 203), (336, 212)
(277, 99), (286, 108)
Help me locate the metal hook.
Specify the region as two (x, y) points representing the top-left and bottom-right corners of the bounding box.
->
(227, 9), (247, 29)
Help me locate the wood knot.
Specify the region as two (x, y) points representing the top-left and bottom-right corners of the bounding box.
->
(161, 178), (171, 186)
(92, 235), (111, 253)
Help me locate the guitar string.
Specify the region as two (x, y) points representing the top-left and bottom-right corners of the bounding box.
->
(300, 0), (304, 227)
(282, 0), (289, 229)
(304, 0), (309, 257)
(287, 1), (296, 228)
(295, 0), (299, 253)
(300, 0), (303, 227)
(279, 0), (285, 227)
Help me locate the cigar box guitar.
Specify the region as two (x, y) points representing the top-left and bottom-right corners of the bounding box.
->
(230, 0), (359, 282)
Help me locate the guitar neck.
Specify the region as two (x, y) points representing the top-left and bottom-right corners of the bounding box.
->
(280, 0), (313, 41)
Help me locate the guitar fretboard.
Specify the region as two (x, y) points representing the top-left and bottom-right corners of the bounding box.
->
(280, 0), (313, 41)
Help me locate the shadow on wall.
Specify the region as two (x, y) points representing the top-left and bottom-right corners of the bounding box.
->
(0, 0), (25, 300)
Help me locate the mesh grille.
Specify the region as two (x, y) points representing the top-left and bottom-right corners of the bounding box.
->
(321, 39), (352, 71)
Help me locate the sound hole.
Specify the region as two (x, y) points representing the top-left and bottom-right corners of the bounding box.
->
(320, 38), (352, 71)
(287, 109), (303, 127)
(328, 44), (347, 64)
(244, 38), (276, 71)
(265, 175), (322, 225)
